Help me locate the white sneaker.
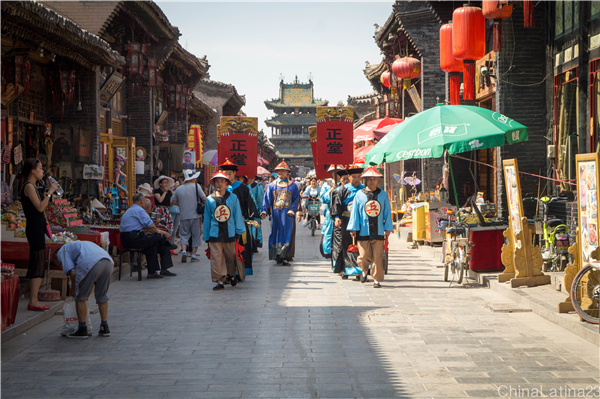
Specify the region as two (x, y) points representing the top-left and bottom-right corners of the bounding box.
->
(190, 255), (199, 262)
(303, 220), (309, 227)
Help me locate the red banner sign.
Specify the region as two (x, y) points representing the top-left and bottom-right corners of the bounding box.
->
(316, 106), (354, 165)
(309, 126), (329, 180)
(218, 117), (258, 178)
(188, 125), (202, 166)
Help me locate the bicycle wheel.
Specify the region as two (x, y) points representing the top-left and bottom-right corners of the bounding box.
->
(571, 265), (600, 324)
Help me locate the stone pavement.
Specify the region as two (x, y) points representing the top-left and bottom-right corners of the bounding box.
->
(2, 221), (599, 399)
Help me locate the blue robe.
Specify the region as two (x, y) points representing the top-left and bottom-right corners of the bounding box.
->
(248, 182), (264, 247)
(347, 188), (393, 240)
(320, 184), (334, 258)
(203, 192), (246, 242)
(262, 178), (300, 261)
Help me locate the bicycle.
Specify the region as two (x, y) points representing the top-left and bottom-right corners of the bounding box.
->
(523, 196), (570, 272)
(442, 210), (472, 285)
(304, 197), (320, 236)
(571, 261), (600, 324)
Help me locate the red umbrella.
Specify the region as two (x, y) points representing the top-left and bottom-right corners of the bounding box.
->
(258, 156), (269, 165)
(257, 166), (270, 176)
(354, 144), (375, 164)
(373, 122), (401, 137)
(353, 117), (403, 143)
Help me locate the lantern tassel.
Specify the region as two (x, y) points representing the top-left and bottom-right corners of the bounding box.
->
(403, 78), (411, 90)
(493, 22), (502, 52)
(523, 1), (535, 28)
(449, 73), (461, 105)
(463, 62), (475, 101)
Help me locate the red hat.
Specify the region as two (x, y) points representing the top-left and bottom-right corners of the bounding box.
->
(274, 160), (291, 172)
(361, 166), (383, 178)
(211, 171), (231, 182)
(219, 158), (238, 171)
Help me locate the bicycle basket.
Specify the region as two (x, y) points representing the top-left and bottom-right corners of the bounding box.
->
(308, 204), (320, 215)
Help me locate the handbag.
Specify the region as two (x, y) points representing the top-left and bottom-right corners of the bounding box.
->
(195, 183), (204, 215)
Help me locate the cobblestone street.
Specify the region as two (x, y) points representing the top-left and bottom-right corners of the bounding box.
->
(2, 222), (599, 399)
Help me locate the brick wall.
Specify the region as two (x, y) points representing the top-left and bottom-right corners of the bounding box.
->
(496, 4), (549, 217)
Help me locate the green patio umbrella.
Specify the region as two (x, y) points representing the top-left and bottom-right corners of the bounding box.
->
(364, 104), (528, 166)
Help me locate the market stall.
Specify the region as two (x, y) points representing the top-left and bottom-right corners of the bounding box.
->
(364, 104), (529, 275)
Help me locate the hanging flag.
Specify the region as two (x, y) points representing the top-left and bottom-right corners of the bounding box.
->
(316, 106), (354, 165)
(217, 117), (258, 177)
(188, 125), (203, 166)
(309, 126), (329, 179)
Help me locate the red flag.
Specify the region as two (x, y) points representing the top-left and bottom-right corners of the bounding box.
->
(218, 117), (258, 178)
(316, 106), (354, 165)
(309, 126), (329, 179)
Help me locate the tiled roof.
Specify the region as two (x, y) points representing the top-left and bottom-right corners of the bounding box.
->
(348, 92), (378, 105)
(265, 114), (317, 127)
(1, 0), (124, 69)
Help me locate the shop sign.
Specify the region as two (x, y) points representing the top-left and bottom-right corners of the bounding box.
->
(218, 117), (258, 178)
(13, 144), (22, 165)
(188, 125), (203, 165)
(315, 106), (354, 165)
(308, 126), (329, 179)
(575, 153), (599, 267)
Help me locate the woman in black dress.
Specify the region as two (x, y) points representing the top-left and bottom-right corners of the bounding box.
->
(20, 158), (58, 311)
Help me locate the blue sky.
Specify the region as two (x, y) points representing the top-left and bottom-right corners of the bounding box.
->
(157, 2), (393, 136)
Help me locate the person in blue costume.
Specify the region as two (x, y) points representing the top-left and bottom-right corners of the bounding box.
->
(203, 171), (246, 291)
(347, 167), (393, 288)
(319, 165), (343, 260)
(331, 164), (365, 279)
(247, 175), (264, 252)
(261, 160), (300, 266)
(220, 159), (258, 282)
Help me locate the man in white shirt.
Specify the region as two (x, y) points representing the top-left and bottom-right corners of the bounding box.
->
(172, 170), (206, 262)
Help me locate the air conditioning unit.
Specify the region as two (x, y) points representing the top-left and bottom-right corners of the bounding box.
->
(547, 145), (555, 158)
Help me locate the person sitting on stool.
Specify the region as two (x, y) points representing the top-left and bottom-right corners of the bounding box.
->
(120, 193), (177, 279)
(55, 241), (114, 339)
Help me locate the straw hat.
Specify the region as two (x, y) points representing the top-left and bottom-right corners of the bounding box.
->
(361, 166), (383, 178)
(210, 171), (231, 182)
(154, 175), (174, 189)
(137, 183), (153, 196)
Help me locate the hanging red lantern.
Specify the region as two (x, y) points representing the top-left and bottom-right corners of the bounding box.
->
(482, 1), (513, 52)
(391, 56), (421, 90)
(440, 22), (463, 105)
(380, 71), (391, 88)
(452, 5), (485, 101)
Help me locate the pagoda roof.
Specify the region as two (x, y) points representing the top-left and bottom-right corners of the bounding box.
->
(265, 114), (316, 127)
(265, 76), (328, 110)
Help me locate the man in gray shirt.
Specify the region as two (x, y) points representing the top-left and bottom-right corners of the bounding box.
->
(172, 170), (206, 262)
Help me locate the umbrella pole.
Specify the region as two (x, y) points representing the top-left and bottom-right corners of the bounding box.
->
(447, 156), (461, 222)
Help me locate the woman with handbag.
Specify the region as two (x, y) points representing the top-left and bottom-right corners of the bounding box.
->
(20, 158), (59, 311)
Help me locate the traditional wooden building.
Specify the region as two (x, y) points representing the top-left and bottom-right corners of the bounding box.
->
(264, 76), (328, 174)
(1, 0), (124, 200)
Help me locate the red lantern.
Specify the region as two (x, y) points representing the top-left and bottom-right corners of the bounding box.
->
(440, 23), (463, 105)
(392, 56), (421, 90)
(453, 5), (485, 101)
(380, 71), (391, 88)
(482, 1), (513, 52)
